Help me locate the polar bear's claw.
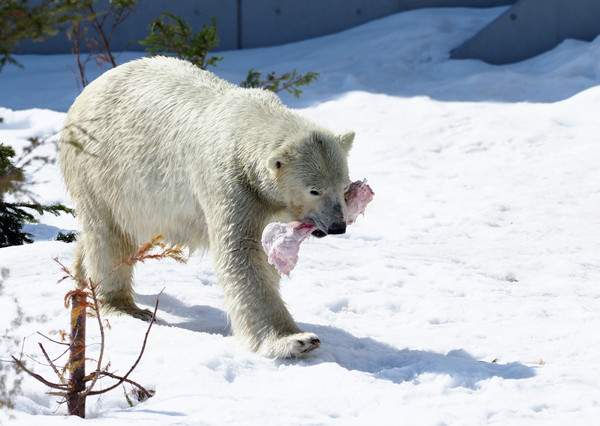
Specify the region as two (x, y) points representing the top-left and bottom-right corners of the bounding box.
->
(298, 336), (321, 353)
(288, 332), (321, 357)
(114, 305), (154, 321)
(130, 308), (155, 322)
(261, 332), (321, 358)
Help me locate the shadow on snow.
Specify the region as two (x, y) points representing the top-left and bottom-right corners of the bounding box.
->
(136, 292), (230, 336)
(137, 293), (535, 390)
(302, 324), (535, 389)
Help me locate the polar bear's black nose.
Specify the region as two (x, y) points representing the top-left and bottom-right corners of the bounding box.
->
(327, 221), (346, 235)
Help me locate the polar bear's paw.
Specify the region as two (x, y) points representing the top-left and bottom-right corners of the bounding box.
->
(110, 302), (154, 321)
(261, 332), (321, 359)
(103, 293), (155, 321)
(128, 307), (155, 321)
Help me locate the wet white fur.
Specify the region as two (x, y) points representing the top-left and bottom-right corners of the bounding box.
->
(59, 56), (354, 358)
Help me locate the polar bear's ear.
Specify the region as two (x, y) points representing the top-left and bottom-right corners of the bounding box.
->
(338, 130), (355, 154)
(267, 155), (283, 172)
(267, 147), (290, 173)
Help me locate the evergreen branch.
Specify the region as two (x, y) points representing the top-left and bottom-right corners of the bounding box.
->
(240, 69), (319, 98)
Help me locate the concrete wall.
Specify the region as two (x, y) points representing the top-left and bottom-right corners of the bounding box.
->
(450, 0), (600, 64)
(17, 0), (515, 54)
(237, 0), (515, 49)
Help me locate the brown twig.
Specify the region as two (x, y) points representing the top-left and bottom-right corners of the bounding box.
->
(38, 343), (66, 384)
(87, 289), (163, 396)
(80, 283), (105, 398)
(67, 21), (90, 88)
(89, 3), (135, 68)
(11, 356), (68, 392)
(93, 371), (154, 400)
(37, 331), (70, 346)
(34, 333), (74, 374)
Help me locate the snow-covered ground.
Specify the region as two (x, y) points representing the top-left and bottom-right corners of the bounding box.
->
(2, 6), (600, 425)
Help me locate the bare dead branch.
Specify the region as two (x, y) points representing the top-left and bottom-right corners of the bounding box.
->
(87, 289), (163, 397)
(37, 331), (70, 346)
(38, 343), (66, 384)
(11, 356), (68, 391)
(94, 371), (154, 400)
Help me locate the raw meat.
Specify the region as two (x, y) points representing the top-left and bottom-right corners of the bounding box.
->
(262, 179), (374, 275)
(345, 179), (375, 224)
(261, 221), (315, 276)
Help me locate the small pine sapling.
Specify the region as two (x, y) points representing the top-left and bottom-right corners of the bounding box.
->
(241, 68), (320, 98)
(140, 13), (319, 98)
(56, 231), (78, 243)
(0, 139), (73, 247)
(12, 235), (186, 418)
(141, 13), (224, 70)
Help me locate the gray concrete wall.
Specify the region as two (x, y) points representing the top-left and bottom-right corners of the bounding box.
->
(237, 0), (515, 49)
(17, 0), (515, 54)
(450, 0), (600, 64)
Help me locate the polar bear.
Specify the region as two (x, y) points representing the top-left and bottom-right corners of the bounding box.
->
(59, 56), (355, 358)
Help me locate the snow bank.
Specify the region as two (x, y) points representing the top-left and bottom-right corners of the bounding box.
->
(2, 6), (600, 425)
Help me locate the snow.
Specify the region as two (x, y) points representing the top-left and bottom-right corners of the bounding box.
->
(2, 6), (600, 425)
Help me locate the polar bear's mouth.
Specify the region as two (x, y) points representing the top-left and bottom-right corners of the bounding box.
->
(311, 229), (327, 238)
(308, 218), (328, 238)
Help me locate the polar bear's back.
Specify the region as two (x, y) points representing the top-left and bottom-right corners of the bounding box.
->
(65, 56), (285, 151)
(59, 57), (242, 248)
(75, 57), (236, 121)
(98, 56), (233, 96)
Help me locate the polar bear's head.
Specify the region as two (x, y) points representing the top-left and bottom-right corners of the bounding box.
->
(268, 130), (355, 237)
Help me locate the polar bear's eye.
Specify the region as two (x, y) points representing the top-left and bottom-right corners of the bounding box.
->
(309, 188), (321, 196)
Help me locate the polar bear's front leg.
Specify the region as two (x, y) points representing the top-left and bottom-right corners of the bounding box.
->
(210, 230), (320, 358)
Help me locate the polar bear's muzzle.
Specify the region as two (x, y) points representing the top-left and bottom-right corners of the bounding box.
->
(311, 220), (346, 238)
(310, 198), (348, 238)
(326, 221), (347, 235)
